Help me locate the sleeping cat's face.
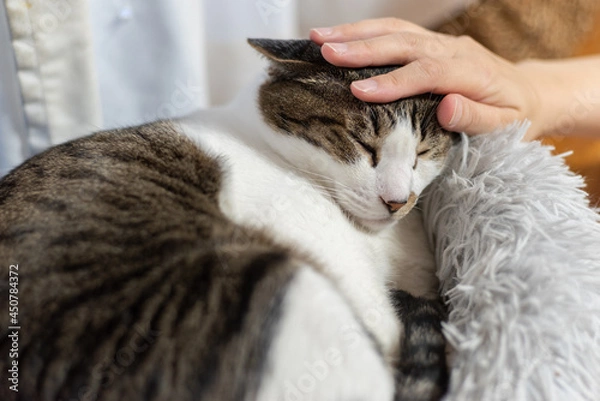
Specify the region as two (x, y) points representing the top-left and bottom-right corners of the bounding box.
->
(250, 39), (457, 232)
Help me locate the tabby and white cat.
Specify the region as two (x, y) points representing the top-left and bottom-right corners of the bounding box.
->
(0, 39), (456, 401)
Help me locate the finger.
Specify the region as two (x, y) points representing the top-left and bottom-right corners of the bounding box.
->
(349, 57), (500, 103)
(310, 18), (424, 45)
(320, 32), (448, 68)
(437, 94), (521, 135)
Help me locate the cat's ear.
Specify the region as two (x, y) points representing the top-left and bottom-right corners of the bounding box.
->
(247, 39), (328, 66)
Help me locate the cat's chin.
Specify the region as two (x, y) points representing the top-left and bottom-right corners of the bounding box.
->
(355, 216), (397, 233)
(337, 205), (397, 233)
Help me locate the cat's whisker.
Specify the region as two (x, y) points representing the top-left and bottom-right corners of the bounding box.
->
(273, 161), (354, 190)
(305, 174), (354, 191)
(338, 191), (390, 220)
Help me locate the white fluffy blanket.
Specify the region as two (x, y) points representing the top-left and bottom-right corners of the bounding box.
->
(422, 124), (600, 401)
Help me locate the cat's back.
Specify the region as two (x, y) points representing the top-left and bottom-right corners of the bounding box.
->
(0, 121), (221, 265)
(0, 120), (297, 400)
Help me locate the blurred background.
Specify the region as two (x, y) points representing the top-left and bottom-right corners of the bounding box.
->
(436, 0), (600, 205)
(543, 19), (600, 206)
(1, 0), (599, 204)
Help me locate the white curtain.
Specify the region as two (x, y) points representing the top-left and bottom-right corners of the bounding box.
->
(0, 0), (471, 176)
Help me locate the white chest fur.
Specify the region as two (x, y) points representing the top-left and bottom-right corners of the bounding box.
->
(179, 106), (437, 357)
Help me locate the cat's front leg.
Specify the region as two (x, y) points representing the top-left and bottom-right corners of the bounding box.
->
(377, 210), (449, 400)
(390, 290), (449, 401)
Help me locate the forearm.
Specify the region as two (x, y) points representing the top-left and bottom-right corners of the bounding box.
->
(518, 56), (600, 140)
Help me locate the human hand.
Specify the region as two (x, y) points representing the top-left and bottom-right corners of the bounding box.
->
(310, 18), (545, 140)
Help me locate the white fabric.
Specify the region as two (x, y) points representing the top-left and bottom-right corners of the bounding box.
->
(3, 0), (101, 152)
(0, 0), (473, 175)
(0, 1), (26, 177)
(89, 0), (209, 127)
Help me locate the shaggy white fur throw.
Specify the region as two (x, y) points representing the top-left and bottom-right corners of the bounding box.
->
(422, 124), (600, 401)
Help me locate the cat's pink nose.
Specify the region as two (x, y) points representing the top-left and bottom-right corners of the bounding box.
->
(381, 197), (407, 213)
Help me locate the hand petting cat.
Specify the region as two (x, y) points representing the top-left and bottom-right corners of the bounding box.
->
(310, 18), (600, 141)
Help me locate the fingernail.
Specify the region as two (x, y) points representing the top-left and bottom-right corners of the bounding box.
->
(352, 79), (378, 93)
(448, 97), (462, 128)
(323, 42), (348, 55)
(312, 27), (334, 37)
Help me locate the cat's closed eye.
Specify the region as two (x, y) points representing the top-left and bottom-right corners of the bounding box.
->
(417, 148), (432, 157)
(413, 148), (432, 169)
(356, 139), (378, 167)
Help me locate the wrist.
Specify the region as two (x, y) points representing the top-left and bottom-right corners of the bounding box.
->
(516, 56), (600, 140)
(515, 59), (564, 140)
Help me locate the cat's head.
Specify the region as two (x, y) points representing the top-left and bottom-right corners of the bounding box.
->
(249, 38), (457, 232)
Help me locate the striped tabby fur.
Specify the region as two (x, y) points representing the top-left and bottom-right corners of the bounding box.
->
(0, 39), (456, 401)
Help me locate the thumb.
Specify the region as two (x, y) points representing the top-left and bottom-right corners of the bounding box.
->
(437, 94), (520, 135)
